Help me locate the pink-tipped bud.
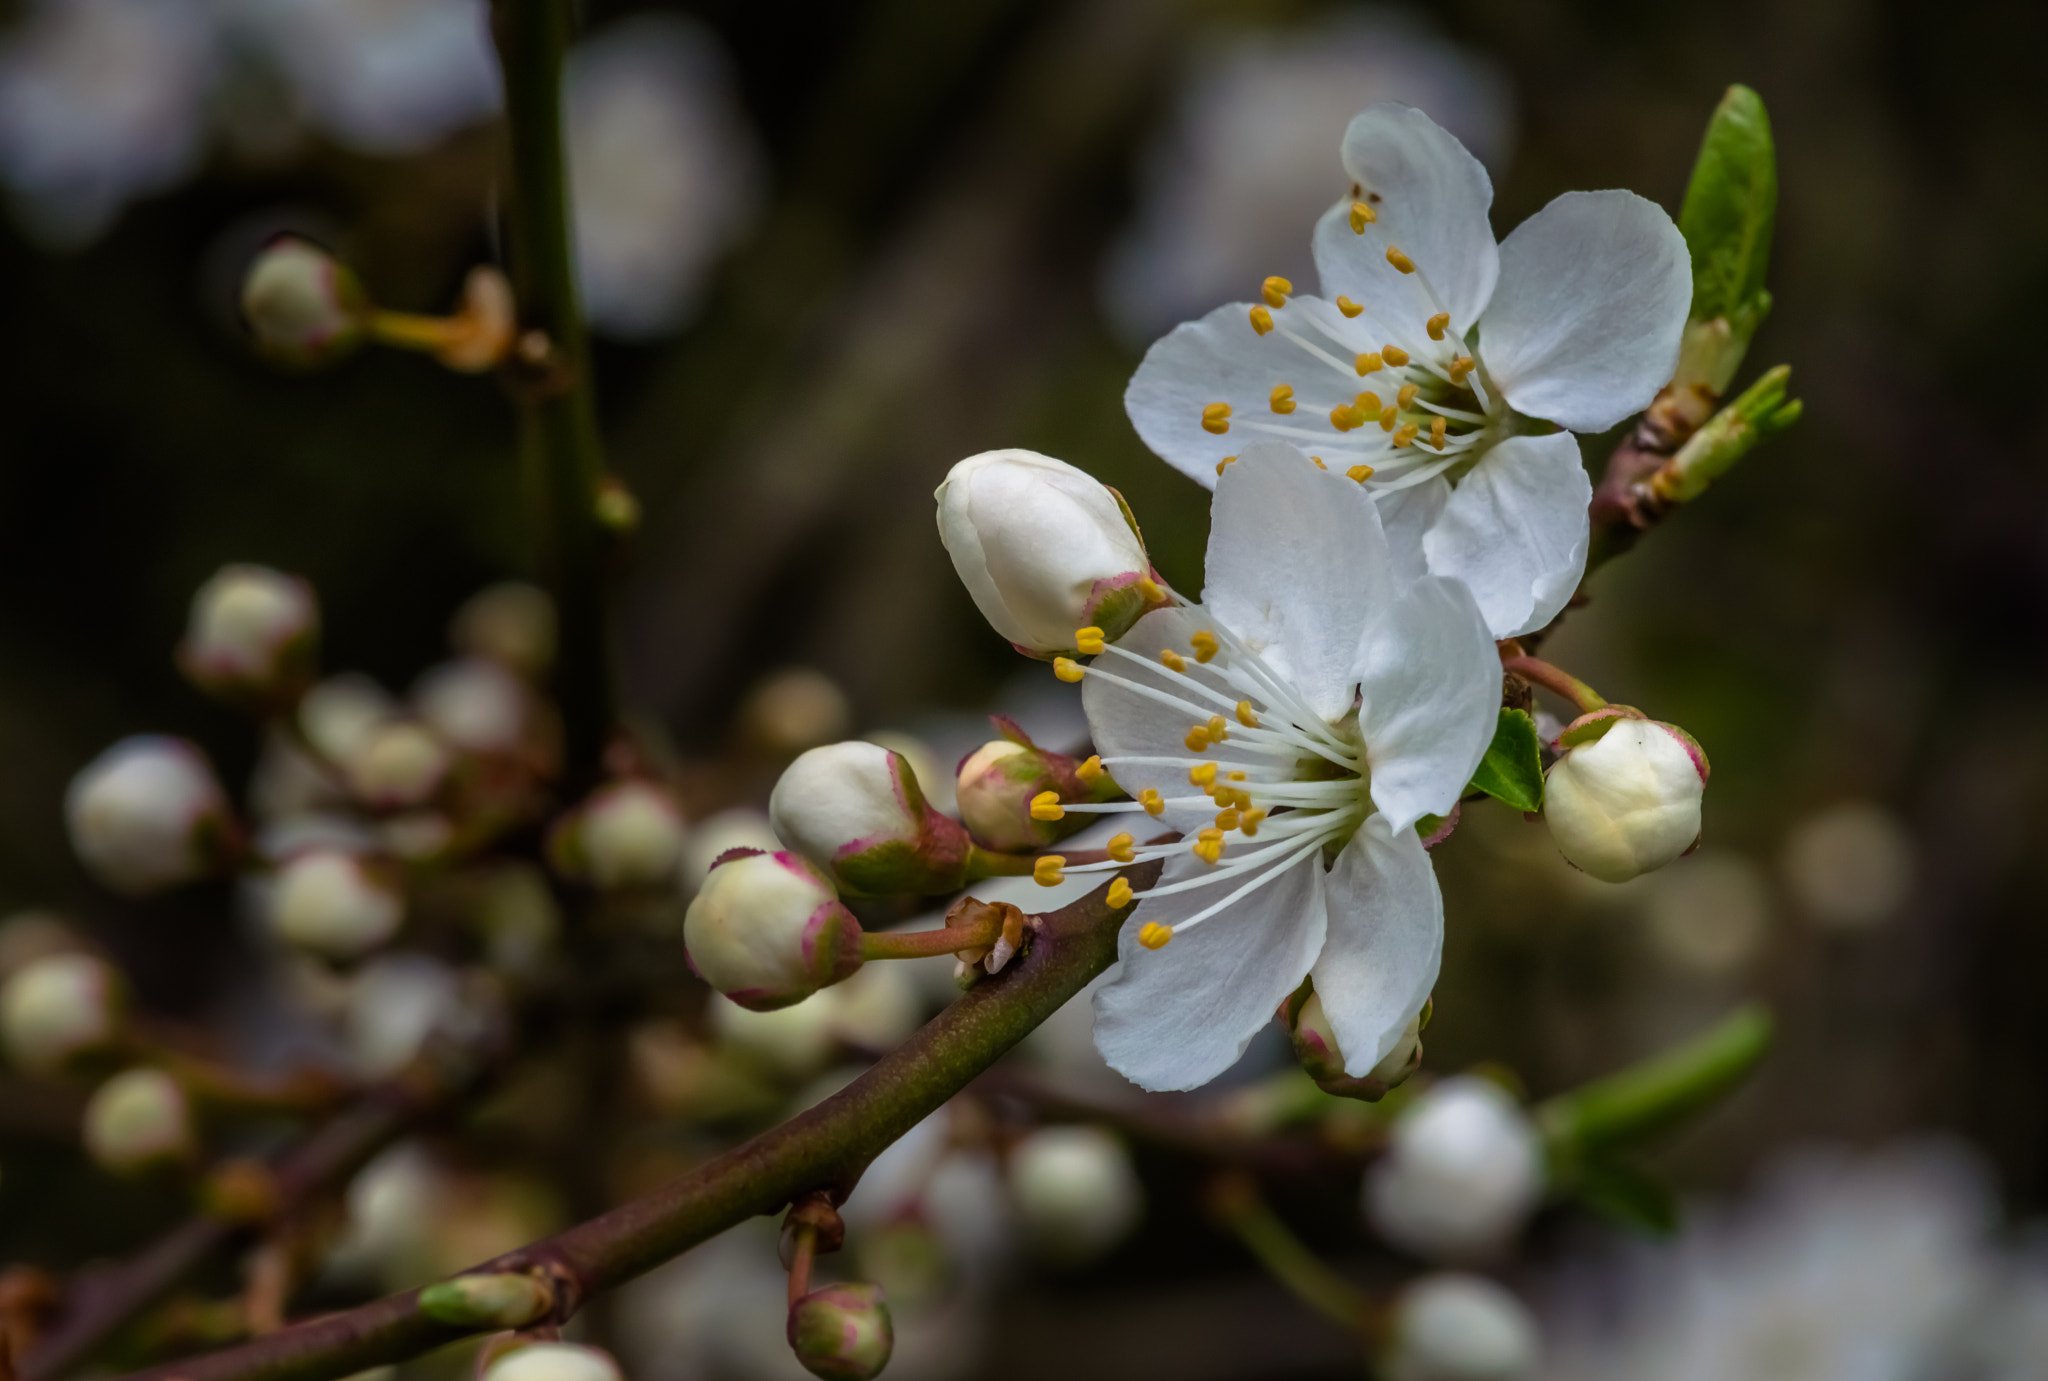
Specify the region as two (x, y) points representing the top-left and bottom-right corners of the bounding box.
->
(177, 564), (319, 709)
(954, 719), (1117, 852)
(1279, 982), (1427, 1102)
(549, 780), (688, 890)
(683, 850), (863, 1011)
(84, 1067), (197, 1174)
(1545, 712), (1709, 884)
(1, 952), (125, 1075)
(65, 736), (238, 895)
(267, 848), (404, 959)
(769, 742), (973, 897)
(787, 1282), (893, 1381)
(240, 237), (369, 368)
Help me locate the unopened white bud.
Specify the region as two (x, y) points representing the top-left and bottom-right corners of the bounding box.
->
(177, 565), (319, 707)
(66, 736), (236, 895)
(414, 659), (528, 755)
(1, 952), (124, 1074)
(240, 237), (368, 368)
(83, 1068), (197, 1174)
(935, 449), (1158, 658)
(348, 722), (450, 809)
(555, 781), (687, 890)
(1008, 1125), (1142, 1265)
(451, 582), (557, 679)
(769, 741), (973, 897)
(1383, 1273), (1539, 1381)
(268, 849), (404, 958)
(1366, 1077), (1543, 1262)
(1281, 985), (1425, 1101)
(1544, 716), (1708, 884)
(482, 1342), (621, 1381)
(683, 850), (863, 1011)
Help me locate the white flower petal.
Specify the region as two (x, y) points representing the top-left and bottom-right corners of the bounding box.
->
(1478, 189), (1692, 433)
(1356, 575), (1498, 832)
(1310, 103), (1498, 337)
(1422, 431), (1590, 640)
(1311, 814), (1442, 1072)
(1093, 846), (1327, 1091)
(1204, 444), (1392, 720)
(1377, 473), (1449, 580)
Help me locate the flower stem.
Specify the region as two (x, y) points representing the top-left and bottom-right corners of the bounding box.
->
(1205, 1172), (1369, 1335)
(860, 916), (1001, 961)
(964, 845), (1036, 879)
(785, 1224), (817, 1308)
(1502, 654), (1607, 714)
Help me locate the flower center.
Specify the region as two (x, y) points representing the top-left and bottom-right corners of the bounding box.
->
(1046, 621), (1374, 950)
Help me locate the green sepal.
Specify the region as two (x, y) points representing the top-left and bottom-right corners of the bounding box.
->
(1573, 1156), (1679, 1237)
(1466, 708), (1545, 812)
(1679, 84), (1777, 333)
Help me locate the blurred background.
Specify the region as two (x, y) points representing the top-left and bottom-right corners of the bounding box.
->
(3, 0), (2048, 1376)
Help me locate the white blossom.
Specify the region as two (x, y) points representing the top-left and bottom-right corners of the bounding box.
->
(483, 1343), (621, 1381)
(1367, 1076), (1543, 1260)
(66, 735), (234, 894)
(1007, 1125), (1142, 1265)
(1385, 1272), (1539, 1381)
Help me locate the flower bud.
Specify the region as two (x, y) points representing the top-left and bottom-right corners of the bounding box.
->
(1, 952), (124, 1074)
(954, 719), (1118, 852)
(550, 780), (688, 890)
(787, 1282), (893, 1381)
(452, 582), (557, 679)
(83, 1068), (197, 1174)
(482, 1342), (622, 1381)
(935, 448), (1160, 658)
(683, 850), (863, 1011)
(177, 565), (319, 709)
(66, 736), (238, 895)
(414, 659), (529, 756)
(240, 237), (369, 368)
(1366, 1077), (1543, 1262)
(769, 741), (975, 897)
(1279, 983), (1426, 1101)
(1382, 1273), (1539, 1381)
(267, 849), (404, 958)
(347, 721), (450, 809)
(1544, 714), (1709, 883)
(1008, 1125), (1142, 1265)
(298, 673), (398, 764)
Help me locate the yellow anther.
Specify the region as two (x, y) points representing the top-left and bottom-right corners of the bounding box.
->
(1335, 295), (1364, 319)
(1311, 456), (1327, 470)
(1228, 770), (1247, 780)
(1077, 754), (1104, 783)
(1228, 786), (1255, 809)
(1033, 855), (1066, 886)
(1448, 355), (1475, 383)
(1269, 383), (1296, 415)
(1347, 464), (1376, 483)
(1214, 808), (1241, 831)
(1392, 422), (1420, 448)
(1160, 648), (1187, 673)
(1193, 837), (1224, 865)
(1030, 790), (1066, 822)
(1249, 304), (1274, 336)
(1430, 416), (1447, 450)
(1215, 455), (1237, 476)
(1397, 383), (1418, 409)
(1139, 921), (1173, 950)
(1074, 626), (1105, 655)
(1330, 404), (1364, 432)
(1380, 405), (1400, 432)
(1355, 390), (1382, 415)
(1235, 700), (1259, 727)
(1197, 827), (1225, 843)
(1386, 246), (1416, 274)
(1261, 275), (1293, 307)
(1241, 807), (1267, 835)
(1107, 877), (1134, 909)
(1184, 725), (1211, 753)
(1349, 199), (1377, 232)
(1201, 401), (1232, 435)
(1383, 344), (1410, 367)
(1190, 630), (1220, 663)
(1054, 657), (1085, 683)
(1108, 832), (1136, 863)
(1426, 312), (1450, 340)
(1137, 578), (1165, 603)
(1139, 788), (1165, 817)
(1354, 351), (1383, 376)
(1206, 714), (1227, 742)
(1189, 762), (1218, 787)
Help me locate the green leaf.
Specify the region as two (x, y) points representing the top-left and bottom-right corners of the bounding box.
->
(1466, 708), (1544, 812)
(1574, 1157), (1680, 1236)
(1679, 84), (1778, 326)
(1538, 1005), (1773, 1157)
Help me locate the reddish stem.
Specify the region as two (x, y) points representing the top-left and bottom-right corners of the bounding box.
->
(1501, 655), (1608, 714)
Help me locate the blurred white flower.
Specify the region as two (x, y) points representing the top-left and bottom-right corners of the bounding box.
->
(66, 735), (235, 895)
(1007, 1125), (1142, 1265)
(233, 0), (500, 155)
(83, 1066), (197, 1173)
(344, 952), (478, 1078)
(266, 848), (403, 958)
(1103, 10), (1512, 343)
(1385, 1272), (1539, 1381)
(565, 13), (762, 339)
(1367, 1075), (1543, 1262)
(0, 0), (218, 245)
(1782, 801), (1916, 931)
(413, 658), (527, 756)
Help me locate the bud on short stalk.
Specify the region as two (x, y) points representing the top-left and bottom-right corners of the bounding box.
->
(787, 1282), (893, 1381)
(1279, 982), (1426, 1102)
(1, 952), (125, 1074)
(1366, 1076), (1544, 1262)
(1382, 1273), (1540, 1381)
(481, 1342), (622, 1381)
(955, 720), (1121, 852)
(1008, 1125), (1143, 1265)
(84, 1067), (197, 1174)
(240, 237), (369, 368)
(549, 780), (688, 890)
(683, 850), (863, 1011)
(1544, 710), (1709, 884)
(267, 849), (404, 959)
(771, 741), (1003, 897)
(66, 736), (238, 895)
(935, 449), (1164, 659)
(177, 565), (319, 709)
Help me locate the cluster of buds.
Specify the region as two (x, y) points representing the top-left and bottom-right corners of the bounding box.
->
(1279, 980), (1428, 1102)
(1543, 707), (1710, 884)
